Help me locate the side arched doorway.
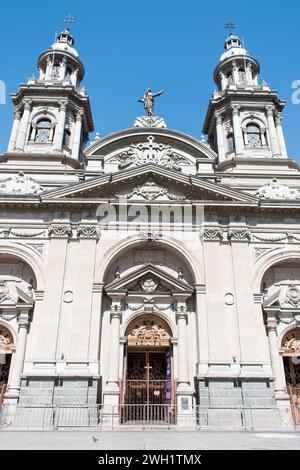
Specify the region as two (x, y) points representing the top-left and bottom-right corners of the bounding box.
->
(121, 314), (174, 423)
(281, 328), (300, 423)
(0, 325), (14, 406)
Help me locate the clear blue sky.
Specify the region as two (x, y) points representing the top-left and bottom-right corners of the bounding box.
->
(0, 0), (299, 160)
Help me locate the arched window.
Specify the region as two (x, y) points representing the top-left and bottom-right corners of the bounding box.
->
(51, 63), (61, 81)
(65, 67), (73, 80)
(238, 68), (247, 84)
(226, 71), (233, 85)
(227, 133), (235, 153)
(35, 119), (52, 143)
(246, 123), (262, 147)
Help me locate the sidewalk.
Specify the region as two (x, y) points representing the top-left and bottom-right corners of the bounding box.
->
(0, 430), (300, 450)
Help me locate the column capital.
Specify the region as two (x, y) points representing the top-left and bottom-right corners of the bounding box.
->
(23, 100), (32, 111)
(49, 224), (72, 239)
(17, 311), (31, 327)
(14, 109), (22, 120)
(214, 111), (223, 124)
(76, 110), (84, 122)
(231, 104), (241, 115)
(110, 306), (122, 322)
(176, 309), (188, 323)
(266, 318), (278, 332)
(58, 101), (68, 112)
(275, 112), (283, 126)
(266, 104), (275, 116)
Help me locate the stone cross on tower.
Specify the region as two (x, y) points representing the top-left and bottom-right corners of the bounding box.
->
(64, 15), (75, 29)
(225, 21), (236, 34)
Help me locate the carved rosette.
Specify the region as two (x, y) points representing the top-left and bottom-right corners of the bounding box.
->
(49, 225), (72, 239)
(201, 227), (223, 242)
(77, 226), (99, 239)
(228, 229), (251, 243)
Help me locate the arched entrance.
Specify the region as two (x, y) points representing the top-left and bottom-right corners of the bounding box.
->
(121, 314), (174, 423)
(0, 325), (14, 406)
(281, 328), (300, 423)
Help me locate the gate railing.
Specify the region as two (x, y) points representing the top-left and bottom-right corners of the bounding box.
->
(0, 404), (299, 430)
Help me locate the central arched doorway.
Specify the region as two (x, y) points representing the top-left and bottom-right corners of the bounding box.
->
(0, 325), (14, 406)
(121, 314), (174, 423)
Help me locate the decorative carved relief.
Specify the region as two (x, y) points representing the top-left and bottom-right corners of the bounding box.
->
(127, 315), (171, 347)
(280, 285), (300, 308)
(77, 226), (98, 238)
(139, 276), (160, 292)
(257, 178), (300, 200)
(134, 115), (167, 129)
(252, 233), (287, 242)
(0, 326), (13, 354)
(49, 225), (72, 238)
(116, 136), (188, 171)
(139, 230), (162, 242)
(0, 172), (44, 196)
(228, 229), (251, 242)
(282, 329), (300, 353)
(201, 227), (223, 242)
(114, 179), (186, 201)
(0, 281), (18, 304)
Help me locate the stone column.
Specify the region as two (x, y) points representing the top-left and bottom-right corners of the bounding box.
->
(275, 112), (288, 158)
(72, 68), (79, 87)
(215, 112), (226, 164)
(71, 111), (83, 160)
(176, 302), (190, 391)
(219, 71), (227, 90)
(195, 285), (209, 375)
(15, 100), (32, 152)
(231, 105), (244, 156)
(61, 58), (67, 81)
(53, 102), (67, 152)
(7, 110), (21, 152)
(246, 62), (253, 85)
(232, 61), (239, 84)
(6, 312), (30, 398)
(266, 319), (286, 393)
(266, 105), (281, 157)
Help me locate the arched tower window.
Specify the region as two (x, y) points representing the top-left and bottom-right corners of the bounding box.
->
(51, 63), (61, 81)
(226, 70), (233, 85)
(246, 123), (262, 147)
(65, 66), (73, 80)
(35, 119), (52, 143)
(238, 68), (247, 84)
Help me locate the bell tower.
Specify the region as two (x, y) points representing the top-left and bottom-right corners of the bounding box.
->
(7, 26), (93, 165)
(203, 29), (290, 170)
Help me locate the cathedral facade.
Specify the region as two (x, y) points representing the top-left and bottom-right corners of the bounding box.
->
(0, 28), (299, 427)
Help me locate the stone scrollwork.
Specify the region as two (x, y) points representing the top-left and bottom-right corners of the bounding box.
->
(0, 172), (44, 196)
(282, 329), (300, 353)
(116, 136), (189, 171)
(127, 315), (171, 347)
(114, 179), (186, 201)
(77, 225), (99, 238)
(228, 229), (251, 243)
(257, 178), (300, 200)
(0, 325), (14, 353)
(201, 227), (223, 242)
(49, 225), (72, 238)
(134, 115), (167, 129)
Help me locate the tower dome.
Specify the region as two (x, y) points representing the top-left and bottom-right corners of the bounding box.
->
(214, 32), (260, 91)
(37, 28), (85, 86)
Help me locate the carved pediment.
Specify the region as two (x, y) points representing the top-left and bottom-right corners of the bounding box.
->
(0, 282), (34, 307)
(105, 264), (194, 296)
(42, 165), (257, 205)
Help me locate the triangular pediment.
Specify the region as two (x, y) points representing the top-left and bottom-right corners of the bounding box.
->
(105, 264), (194, 295)
(41, 165), (258, 205)
(0, 284), (34, 308)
